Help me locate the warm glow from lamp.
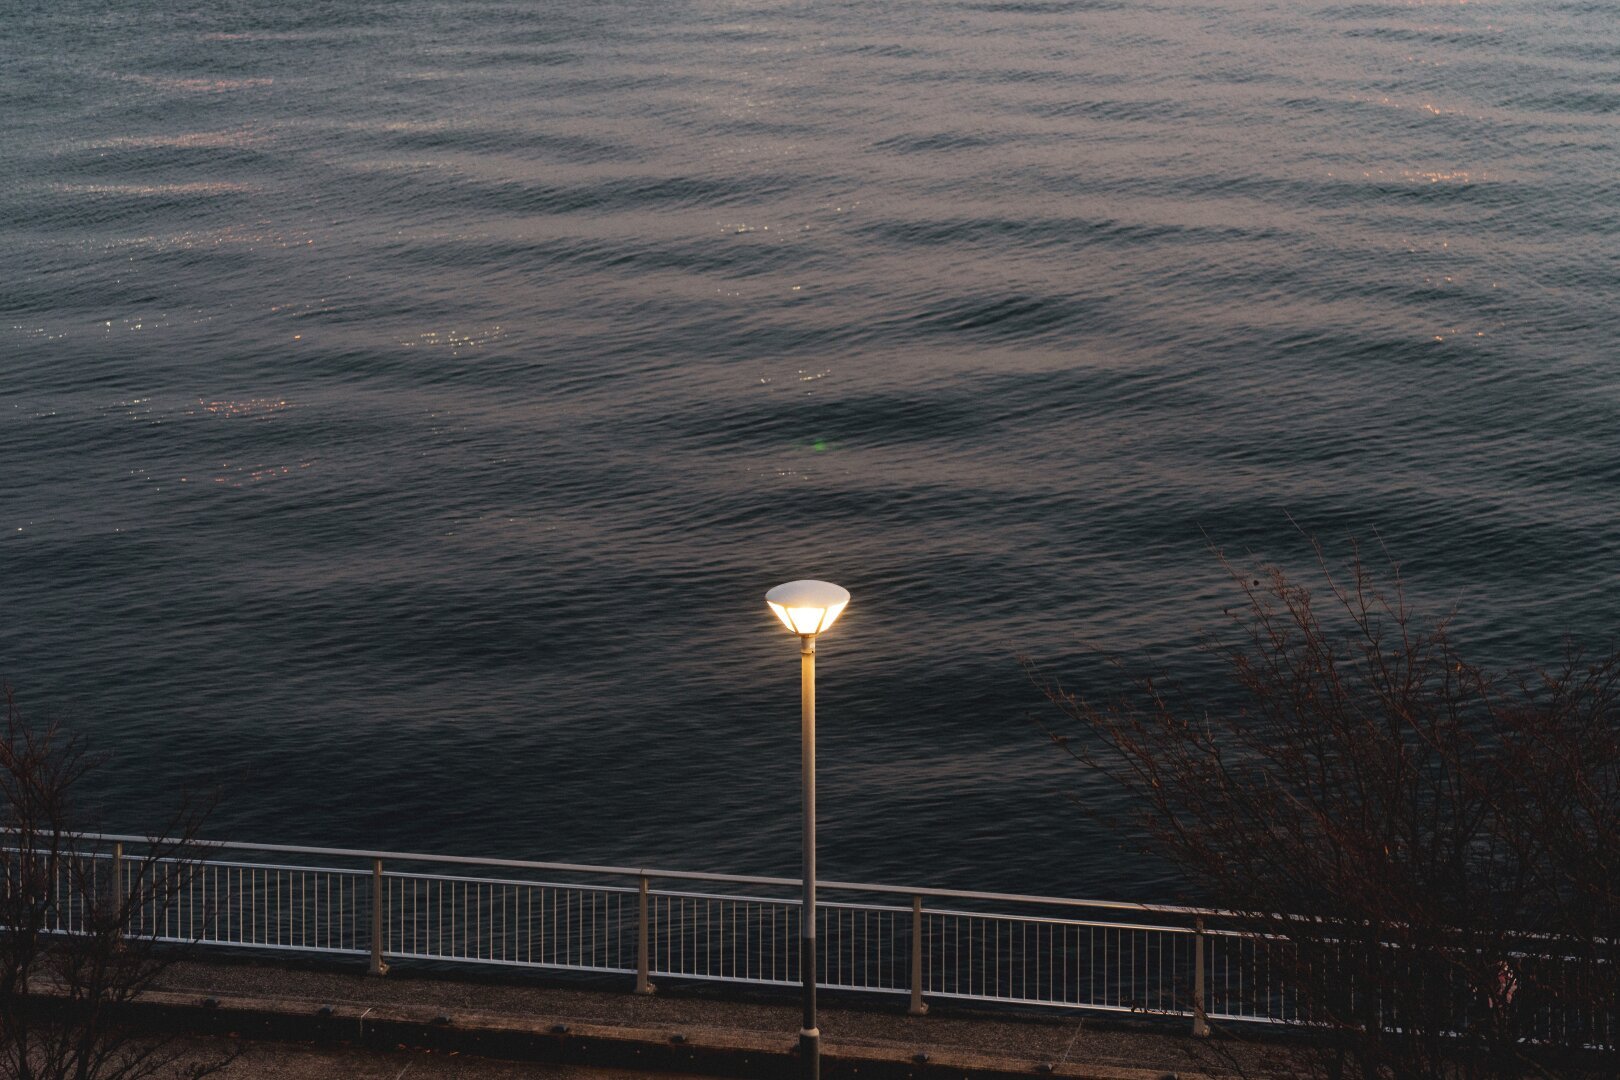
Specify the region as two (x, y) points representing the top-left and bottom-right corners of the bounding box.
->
(765, 580), (850, 637)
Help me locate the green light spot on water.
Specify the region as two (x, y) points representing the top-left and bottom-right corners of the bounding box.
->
(812, 439), (828, 452)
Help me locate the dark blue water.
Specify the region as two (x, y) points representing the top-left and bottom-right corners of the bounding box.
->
(3, 0), (1617, 901)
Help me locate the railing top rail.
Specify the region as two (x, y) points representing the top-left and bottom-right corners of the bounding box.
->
(53, 830), (1228, 919)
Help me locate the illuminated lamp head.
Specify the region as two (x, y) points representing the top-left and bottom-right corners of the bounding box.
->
(765, 579), (850, 638)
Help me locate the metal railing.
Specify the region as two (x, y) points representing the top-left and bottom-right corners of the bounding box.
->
(7, 832), (1611, 1048)
(5, 832), (1254, 1032)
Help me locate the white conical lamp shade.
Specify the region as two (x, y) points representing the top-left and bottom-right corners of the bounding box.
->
(765, 579), (850, 636)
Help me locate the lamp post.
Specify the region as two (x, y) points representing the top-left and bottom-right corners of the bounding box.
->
(765, 579), (850, 1080)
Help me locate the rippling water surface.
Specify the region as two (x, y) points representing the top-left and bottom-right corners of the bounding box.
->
(3, 0), (1617, 899)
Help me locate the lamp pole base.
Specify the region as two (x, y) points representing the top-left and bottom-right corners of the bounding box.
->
(798, 1028), (820, 1080)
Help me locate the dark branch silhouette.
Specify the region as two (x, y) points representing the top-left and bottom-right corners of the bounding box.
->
(1028, 542), (1618, 1079)
(0, 683), (235, 1080)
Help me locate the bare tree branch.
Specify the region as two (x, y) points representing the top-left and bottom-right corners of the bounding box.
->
(0, 683), (238, 1080)
(1026, 545), (1619, 1079)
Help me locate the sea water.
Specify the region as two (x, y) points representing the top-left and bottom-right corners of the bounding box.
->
(2, 0), (1616, 900)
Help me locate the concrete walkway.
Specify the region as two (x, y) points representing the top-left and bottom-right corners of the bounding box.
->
(133, 957), (1291, 1079)
(176, 1038), (719, 1079)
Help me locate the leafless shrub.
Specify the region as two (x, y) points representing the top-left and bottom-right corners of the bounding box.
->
(1028, 543), (1619, 1079)
(0, 683), (235, 1080)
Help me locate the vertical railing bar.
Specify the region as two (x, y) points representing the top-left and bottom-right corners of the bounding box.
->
(111, 842), (125, 945)
(909, 895), (928, 1015)
(859, 908), (866, 987)
(1192, 917), (1209, 1036)
(368, 858), (387, 975)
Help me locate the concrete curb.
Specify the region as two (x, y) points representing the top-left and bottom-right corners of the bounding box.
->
(103, 988), (1207, 1080)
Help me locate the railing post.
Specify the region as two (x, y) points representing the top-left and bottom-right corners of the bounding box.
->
(908, 893), (929, 1016)
(635, 874), (656, 994)
(368, 858), (389, 976)
(111, 841), (125, 940)
(1192, 916), (1209, 1037)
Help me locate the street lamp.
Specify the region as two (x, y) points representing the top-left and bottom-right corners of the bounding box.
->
(764, 579), (850, 1080)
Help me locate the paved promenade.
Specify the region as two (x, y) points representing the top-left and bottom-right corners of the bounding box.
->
(133, 957), (1291, 1079)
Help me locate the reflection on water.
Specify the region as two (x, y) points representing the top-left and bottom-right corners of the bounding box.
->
(52, 181), (256, 196)
(119, 74), (275, 93)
